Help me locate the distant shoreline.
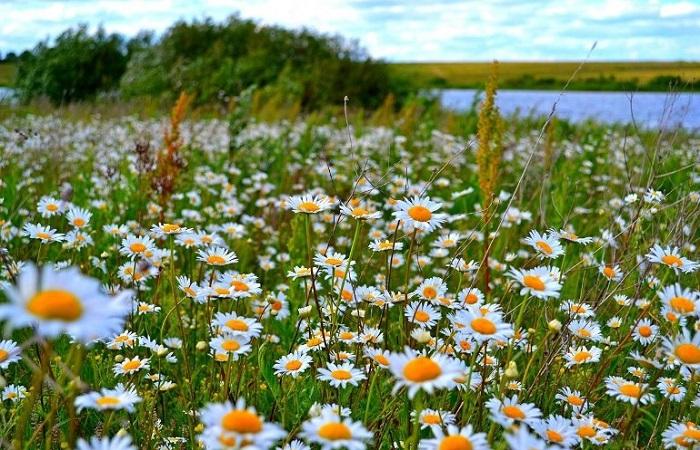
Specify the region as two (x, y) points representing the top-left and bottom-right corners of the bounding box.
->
(390, 61), (700, 92)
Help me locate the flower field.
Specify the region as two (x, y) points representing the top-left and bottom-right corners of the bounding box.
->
(0, 101), (698, 450)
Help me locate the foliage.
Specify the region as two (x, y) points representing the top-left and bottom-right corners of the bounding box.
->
(14, 25), (130, 104)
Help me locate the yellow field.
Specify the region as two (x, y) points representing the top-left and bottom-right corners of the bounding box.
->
(0, 63), (16, 86)
(391, 61), (700, 89)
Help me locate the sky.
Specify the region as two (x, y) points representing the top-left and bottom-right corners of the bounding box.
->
(1, 0), (699, 61)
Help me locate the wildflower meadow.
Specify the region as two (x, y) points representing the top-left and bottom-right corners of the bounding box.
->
(0, 84), (698, 450)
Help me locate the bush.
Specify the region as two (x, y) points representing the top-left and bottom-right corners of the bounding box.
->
(15, 25), (129, 104)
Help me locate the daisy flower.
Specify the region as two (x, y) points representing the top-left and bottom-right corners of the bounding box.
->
(0, 339), (21, 369)
(560, 300), (594, 318)
(604, 376), (654, 405)
(199, 398), (286, 449)
(457, 287), (484, 307)
(413, 409), (456, 430)
(75, 434), (136, 450)
(647, 244), (698, 273)
(418, 424), (488, 450)
(364, 347), (391, 368)
(599, 263), (623, 282)
(663, 329), (700, 368)
(340, 203), (382, 221)
(197, 246), (238, 266)
(287, 193), (334, 214)
(317, 362), (366, 388)
(659, 283), (699, 317)
(66, 206), (92, 229)
(632, 318), (658, 345)
(210, 335), (251, 362)
(413, 277), (447, 302)
(23, 223), (64, 243)
(507, 266), (561, 299)
(369, 239), (403, 252)
(524, 230), (564, 259)
(150, 222), (190, 237)
(119, 234), (155, 259)
(662, 421), (700, 449)
(300, 408), (372, 450)
(552, 228), (593, 244)
(555, 387), (590, 412)
(0, 263), (132, 343)
(455, 305), (513, 343)
(405, 301), (440, 329)
(486, 395), (542, 427)
(532, 415), (577, 448)
(387, 347), (465, 399)
(564, 345), (602, 368)
(113, 356), (150, 376)
(213, 312), (262, 338)
(74, 383), (142, 412)
(274, 351), (313, 378)
(37, 196), (64, 217)
(2, 384), (27, 402)
(505, 426), (549, 450)
(393, 196), (447, 232)
(567, 319), (603, 342)
(657, 377), (685, 402)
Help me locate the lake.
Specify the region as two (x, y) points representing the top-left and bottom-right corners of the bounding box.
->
(440, 89), (700, 130)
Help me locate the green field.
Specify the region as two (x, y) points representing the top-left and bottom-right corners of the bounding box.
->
(391, 61), (700, 91)
(0, 62), (15, 86)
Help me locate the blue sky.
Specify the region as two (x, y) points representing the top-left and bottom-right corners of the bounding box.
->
(1, 0), (699, 61)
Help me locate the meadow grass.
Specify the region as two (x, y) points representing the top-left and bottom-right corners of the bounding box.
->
(391, 61), (700, 90)
(0, 63), (15, 87)
(0, 94), (697, 450)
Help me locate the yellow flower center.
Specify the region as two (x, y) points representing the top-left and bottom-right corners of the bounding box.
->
(536, 240), (553, 255)
(407, 205), (432, 222)
(27, 290), (83, 321)
(36, 232), (50, 240)
(662, 254), (683, 267)
(298, 201), (320, 213)
(414, 310), (430, 323)
(373, 354), (389, 366)
(423, 287), (437, 299)
(221, 410), (262, 433)
(46, 203), (59, 212)
(331, 369), (352, 380)
(307, 337), (322, 347)
(638, 326), (652, 337)
(546, 430), (564, 443)
(231, 280), (249, 292)
(0, 350), (8, 362)
(676, 343), (700, 364)
(403, 356), (442, 382)
(222, 340), (241, 352)
(577, 425), (596, 438)
(465, 293), (478, 304)
(502, 405), (526, 420)
(161, 224), (180, 233)
(567, 395), (584, 406)
(603, 266), (615, 279)
(423, 414), (441, 425)
(352, 207), (369, 216)
(523, 275), (545, 291)
(318, 422), (352, 440)
(339, 331), (354, 340)
(471, 317), (497, 335)
(226, 319), (249, 331)
(326, 257), (343, 266)
(574, 351), (592, 363)
(671, 296), (695, 314)
(96, 396), (121, 407)
(207, 255), (226, 265)
(438, 435), (473, 450)
(619, 383), (641, 398)
(73, 218), (86, 227)
(683, 427), (700, 440)
(130, 242), (146, 253)
(285, 360), (302, 371)
(122, 360), (142, 372)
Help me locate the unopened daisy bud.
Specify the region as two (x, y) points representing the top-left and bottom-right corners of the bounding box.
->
(195, 341), (207, 351)
(298, 305), (312, 317)
(505, 361), (518, 378)
(350, 308), (365, 318)
(194, 423), (204, 433)
(114, 355), (124, 363)
(411, 329), (432, 344)
(309, 402), (323, 417)
(548, 319), (562, 332)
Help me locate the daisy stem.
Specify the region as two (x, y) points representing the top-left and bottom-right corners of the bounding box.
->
(410, 391), (423, 450)
(304, 214), (329, 354)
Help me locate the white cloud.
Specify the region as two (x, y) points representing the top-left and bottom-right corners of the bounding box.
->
(0, 0), (697, 61)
